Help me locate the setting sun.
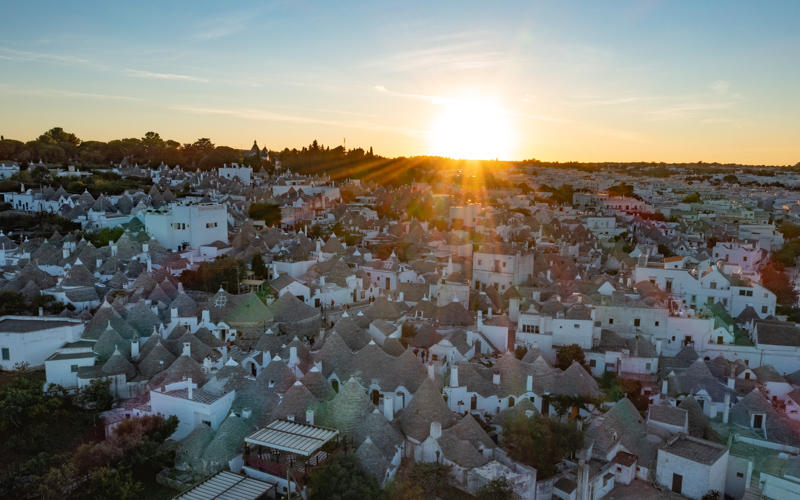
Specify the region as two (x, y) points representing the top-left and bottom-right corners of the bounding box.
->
(429, 97), (515, 161)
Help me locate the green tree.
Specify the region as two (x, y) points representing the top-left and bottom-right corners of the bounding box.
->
(38, 127), (81, 146)
(502, 413), (584, 479)
(28, 462), (76, 500)
(408, 462), (452, 499)
(306, 451), (382, 500)
(249, 202), (282, 226)
(251, 252), (267, 279)
(0, 372), (65, 430)
(79, 467), (143, 500)
(476, 477), (518, 500)
(761, 259), (798, 307)
(555, 344), (589, 371)
(722, 174), (738, 184)
(74, 377), (113, 411)
(682, 193), (702, 204)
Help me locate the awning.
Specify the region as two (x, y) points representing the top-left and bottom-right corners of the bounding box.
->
(245, 419), (339, 456)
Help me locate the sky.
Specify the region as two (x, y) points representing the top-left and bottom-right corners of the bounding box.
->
(0, 1), (799, 164)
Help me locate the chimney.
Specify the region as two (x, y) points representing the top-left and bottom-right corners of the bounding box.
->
(384, 394), (394, 421)
(428, 364), (435, 381)
(509, 298), (519, 323)
(430, 421), (442, 439)
(493, 372), (501, 385)
(450, 365), (459, 388)
(398, 292), (404, 302)
(478, 310), (483, 329)
(305, 409), (314, 425)
(727, 377), (735, 389)
(287, 414), (295, 422)
(187, 377), (193, 400)
(577, 460), (590, 500)
(488, 307), (493, 318)
(62, 245), (69, 259)
(182, 341), (191, 357)
(546, 270), (551, 281)
(131, 337), (140, 359)
(526, 375), (533, 393)
(171, 307), (178, 319)
(289, 346), (298, 366)
(319, 276), (325, 286)
(723, 393), (731, 424)
(201, 309), (210, 324)
(38, 307), (43, 317)
(96, 258), (102, 270)
(661, 378), (668, 396)
(143, 243), (149, 252)
(243, 407), (252, 419)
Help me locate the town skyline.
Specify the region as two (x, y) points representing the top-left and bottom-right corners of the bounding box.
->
(1, 1), (799, 164)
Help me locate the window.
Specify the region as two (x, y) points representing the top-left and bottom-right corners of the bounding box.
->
(764, 293), (768, 298)
(710, 282), (717, 289)
(739, 290), (746, 296)
(737, 472), (744, 478)
(609, 318), (614, 325)
(1, 348), (8, 361)
(691, 295), (697, 303)
(206, 222), (218, 228)
(762, 306), (768, 314)
(522, 325), (540, 334)
(478, 260), (482, 266)
(655, 321), (660, 327)
(753, 414), (764, 429)
(747, 290), (753, 297)
(634, 318), (641, 327)
(589, 360), (597, 368)
(574, 324), (580, 329)
(743, 256), (748, 262)
(646, 363), (651, 370)
(71, 364), (78, 372)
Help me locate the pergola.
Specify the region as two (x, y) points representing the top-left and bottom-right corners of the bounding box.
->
(245, 419), (339, 456)
(243, 419), (340, 496)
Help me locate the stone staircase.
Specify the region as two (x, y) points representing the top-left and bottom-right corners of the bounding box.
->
(743, 472), (762, 500)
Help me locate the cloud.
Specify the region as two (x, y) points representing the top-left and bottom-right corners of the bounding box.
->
(124, 69), (208, 82)
(522, 94), (535, 102)
(373, 85), (387, 92)
(0, 47), (89, 64)
(0, 84), (142, 101)
(192, 10), (262, 41)
(647, 101), (736, 119)
(710, 80), (730, 95)
(171, 105), (425, 136)
(364, 40), (516, 73)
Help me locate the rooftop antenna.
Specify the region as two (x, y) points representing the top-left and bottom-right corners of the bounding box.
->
(343, 138), (346, 151)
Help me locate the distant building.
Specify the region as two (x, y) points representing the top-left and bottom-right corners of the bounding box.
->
(141, 202), (228, 251)
(0, 316), (84, 370)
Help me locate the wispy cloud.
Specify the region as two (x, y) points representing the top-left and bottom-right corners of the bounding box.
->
(0, 84), (142, 101)
(0, 47), (89, 64)
(192, 10), (262, 41)
(124, 69), (208, 82)
(710, 79), (743, 98)
(365, 41), (516, 72)
(373, 85), (387, 92)
(649, 101), (736, 116)
(171, 105), (425, 136)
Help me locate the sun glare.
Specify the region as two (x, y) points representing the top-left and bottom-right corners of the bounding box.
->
(429, 97), (515, 160)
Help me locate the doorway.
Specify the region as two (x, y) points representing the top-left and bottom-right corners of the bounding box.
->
(671, 473), (682, 494)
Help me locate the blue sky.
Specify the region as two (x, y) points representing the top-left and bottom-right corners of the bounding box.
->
(1, 1), (798, 163)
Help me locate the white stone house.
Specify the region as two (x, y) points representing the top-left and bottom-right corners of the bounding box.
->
(150, 378), (236, 440)
(655, 434), (728, 500)
(141, 202), (228, 251)
(0, 316), (84, 370)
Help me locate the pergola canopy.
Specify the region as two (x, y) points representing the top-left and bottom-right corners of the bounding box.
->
(245, 419), (339, 456)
